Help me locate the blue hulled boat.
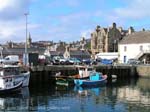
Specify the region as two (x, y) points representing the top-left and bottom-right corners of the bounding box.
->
(53, 65), (94, 86)
(74, 72), (107, 86)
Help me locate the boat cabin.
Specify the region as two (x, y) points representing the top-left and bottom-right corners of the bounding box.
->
(78, 66), (94, 78)
(0, 65), (27, 77)
(90, 72), (102, 81)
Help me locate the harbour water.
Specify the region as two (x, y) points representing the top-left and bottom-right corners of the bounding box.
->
(0, 76), (150, 112)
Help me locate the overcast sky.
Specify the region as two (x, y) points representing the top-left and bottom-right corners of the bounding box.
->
(0, 0), (149, 44)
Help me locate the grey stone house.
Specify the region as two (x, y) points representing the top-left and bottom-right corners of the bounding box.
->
(63, 46), (90, 59)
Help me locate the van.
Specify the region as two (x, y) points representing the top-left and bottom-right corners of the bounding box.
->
(3, 55), (19, 64)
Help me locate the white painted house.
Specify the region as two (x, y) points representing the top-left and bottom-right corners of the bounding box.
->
(119, 31), (150, 63)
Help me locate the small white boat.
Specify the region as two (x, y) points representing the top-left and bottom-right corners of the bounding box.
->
(0, 64), (30, 90)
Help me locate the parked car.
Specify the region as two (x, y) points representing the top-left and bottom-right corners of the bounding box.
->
(59, 57), (68, 65)
(96, 58), (102, 62)
(101, 59), (113, 65)
(51, 58), (60, 65)
(127, 59), (141, 64)
(82, 59), (91, 65)
(68, 58), (81, 65)
(90, 59), (97, 65)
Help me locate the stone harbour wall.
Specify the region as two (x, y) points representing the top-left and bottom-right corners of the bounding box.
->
(136, 65), (150, 78)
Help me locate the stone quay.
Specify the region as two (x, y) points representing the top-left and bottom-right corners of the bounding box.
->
(29, 64), (150, 83)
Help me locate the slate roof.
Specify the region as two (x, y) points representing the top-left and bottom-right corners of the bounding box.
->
(49, 51), (64, 56)
(70, 50), (90, 56)
(2, 47), (46, 55)
(119, 31), (150, 44)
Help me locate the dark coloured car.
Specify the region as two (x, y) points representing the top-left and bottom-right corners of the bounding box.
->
(82, 59), (91, 65)
(127, 59), (141, 64)
(90, 59), (97, 65)
(68, 58), (81, 65)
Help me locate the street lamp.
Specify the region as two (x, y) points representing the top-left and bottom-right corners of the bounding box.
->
(24, 13), (29, 66)
(0, 46), (3, 59)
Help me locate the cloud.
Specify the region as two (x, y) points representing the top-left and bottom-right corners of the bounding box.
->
(115, 0), (150, 19)
(81, 29), (93, 39)
(0, 0), (149, 44)
(45, 11), (103, 42)
(58, 12), (91, 25)
(0, 19), (40, 43)
(0, 0), (31, 21)
(0, 21), (23, 39)
(0, 0), (33, 43)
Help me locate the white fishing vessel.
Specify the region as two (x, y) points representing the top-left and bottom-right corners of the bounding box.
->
(74, 65), (95, 78)
(0, 64), (30, 93)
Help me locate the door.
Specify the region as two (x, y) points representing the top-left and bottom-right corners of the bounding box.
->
(124, 56), (126, 63)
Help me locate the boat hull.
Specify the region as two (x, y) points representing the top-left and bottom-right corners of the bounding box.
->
(0, 72), (30, 89)
(0, 81), (23, 94)
(74, 75), (107, 86)
(55, 77), (73, 86)
(55, 74), (90, 86)
(14, 72), (30, 87)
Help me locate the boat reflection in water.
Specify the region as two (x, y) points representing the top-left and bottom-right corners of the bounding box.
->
(74, 85), (105, 112)
(0, 87), (30, 111)
(74, 86), (103, 97)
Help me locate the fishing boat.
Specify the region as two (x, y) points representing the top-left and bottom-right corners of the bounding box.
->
(54, 66), (94, 86)
(0, 81), (23, 94)
(74, 72), (107, 86)
(55, 77), (73, 86)
(70, 65), (94, 79)
(0, 64), (30, 89)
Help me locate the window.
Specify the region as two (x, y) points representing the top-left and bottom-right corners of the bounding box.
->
(140, 45), (143, 51)
(124, 46), (127, 52)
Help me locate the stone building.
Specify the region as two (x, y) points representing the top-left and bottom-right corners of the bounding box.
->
(91, 25), (106, 56)
(63, 45), (90, 59)
(91, 22), (134, 57)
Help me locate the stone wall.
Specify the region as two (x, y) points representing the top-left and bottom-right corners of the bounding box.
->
(136, 65), (150, 78)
